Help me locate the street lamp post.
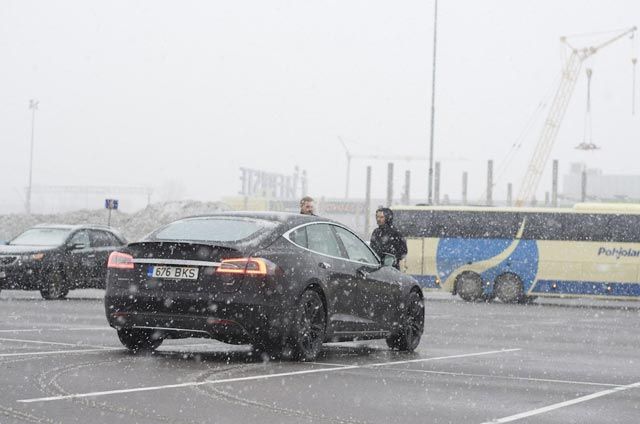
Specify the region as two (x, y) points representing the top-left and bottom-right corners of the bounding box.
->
(26, 99), (38, 215)
(427, 0), (439, 205)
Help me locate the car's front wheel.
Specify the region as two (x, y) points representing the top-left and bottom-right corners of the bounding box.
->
(289, 289), (326, 361)
(117, 328), (163, 353)
(387, 291), (424, 352)
(40, 271), (69, 300)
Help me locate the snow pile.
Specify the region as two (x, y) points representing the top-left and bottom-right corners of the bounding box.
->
(0, 201), (230, 242)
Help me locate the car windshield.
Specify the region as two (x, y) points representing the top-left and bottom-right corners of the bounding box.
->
(10, 228), (71, 246)
(152, 218), (277, 243)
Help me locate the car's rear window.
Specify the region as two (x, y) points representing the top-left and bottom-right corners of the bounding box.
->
(10, 228), (71, 246)
(152, 218), (277, 242)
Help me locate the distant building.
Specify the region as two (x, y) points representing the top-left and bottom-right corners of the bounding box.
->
(562, 163), (640, 201)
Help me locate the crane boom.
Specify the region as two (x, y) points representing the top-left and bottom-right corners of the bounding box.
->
(515, 27), (636, 207)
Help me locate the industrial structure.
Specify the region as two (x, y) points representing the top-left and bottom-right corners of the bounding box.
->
(515, 27), (637, 206)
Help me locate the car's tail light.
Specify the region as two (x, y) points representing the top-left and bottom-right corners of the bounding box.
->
(216, 258), (269, 276)
(107, 251), (134, 269)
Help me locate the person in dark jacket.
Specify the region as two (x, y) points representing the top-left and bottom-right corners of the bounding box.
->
(370, 207), (407, 269)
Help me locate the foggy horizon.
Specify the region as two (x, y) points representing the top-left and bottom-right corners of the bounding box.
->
(1, 1), (639, 213)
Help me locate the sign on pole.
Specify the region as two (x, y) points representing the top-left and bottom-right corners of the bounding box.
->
(105, 199), (119, 226)
(105, 199), (119, 210)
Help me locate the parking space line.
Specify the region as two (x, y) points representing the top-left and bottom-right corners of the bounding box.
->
(0, 337), (84, 347)
(308, 348), (522, 369)
(0, 327), (111, 333)
(307, 362), (355, 367)
(0, 347), (123, 358)
(0, 337), (112, 350)
(480, 381), (640, 423)
(158, 343), (235, 349)
(0, 344), (236, 359)
(17, 365), (359, 403)
(17, 348), (521, 403)
(381, 367), (624, 388)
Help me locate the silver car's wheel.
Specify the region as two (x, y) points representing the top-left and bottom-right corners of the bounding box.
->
(40, 272), (69, 300)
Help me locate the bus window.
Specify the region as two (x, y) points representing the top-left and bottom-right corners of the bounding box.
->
(431, 211), (465, 238)
(522, 213), (563, 240)
(607, 214), (640, 242)
(476, 212), (521, 239)
(393, 210), (432, 238)
(561, 213), (611, 242)
(431, 211), (521, 239)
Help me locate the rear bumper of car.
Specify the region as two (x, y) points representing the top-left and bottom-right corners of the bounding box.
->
(106, 310), (258, 344)
(104, 288), (292, 345)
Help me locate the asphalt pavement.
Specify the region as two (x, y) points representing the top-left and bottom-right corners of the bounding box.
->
(0, 289), (638, 424)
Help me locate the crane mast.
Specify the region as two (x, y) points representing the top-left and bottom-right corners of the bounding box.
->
(515, 27), (636, 207)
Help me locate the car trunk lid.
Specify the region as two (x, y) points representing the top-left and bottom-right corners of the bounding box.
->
(126, 241), (246, 294)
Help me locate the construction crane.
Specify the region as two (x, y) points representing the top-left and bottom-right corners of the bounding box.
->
(515, 26), (637, 207)
(338, 137), (427, 198)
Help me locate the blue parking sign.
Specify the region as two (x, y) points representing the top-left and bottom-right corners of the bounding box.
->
(105, 199), (119, 210)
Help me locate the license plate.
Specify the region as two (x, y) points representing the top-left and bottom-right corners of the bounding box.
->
(147, 266), (199, 280)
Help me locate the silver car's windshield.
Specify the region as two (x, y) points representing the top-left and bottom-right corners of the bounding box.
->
(10, 228), (71, 246)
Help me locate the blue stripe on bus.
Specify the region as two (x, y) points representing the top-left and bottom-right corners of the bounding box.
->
(436, 238), (539, 294)
(532, 280), (640, 297)
(411, 275), (440, 289)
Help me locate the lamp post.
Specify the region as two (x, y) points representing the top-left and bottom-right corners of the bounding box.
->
(427, 0), (439, 204)
(26, 99), (39, 215)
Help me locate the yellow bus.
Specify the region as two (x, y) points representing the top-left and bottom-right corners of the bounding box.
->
(392, 204), (640, 302)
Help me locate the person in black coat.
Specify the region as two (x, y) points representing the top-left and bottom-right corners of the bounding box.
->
(370, 207), (407, 269)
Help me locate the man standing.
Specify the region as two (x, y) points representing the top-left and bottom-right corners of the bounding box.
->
(299, 196), (315, 215)
(370, 207), (407, 270)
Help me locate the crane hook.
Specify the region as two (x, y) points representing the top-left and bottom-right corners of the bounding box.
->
(586, 67), (593, 113)
(633, 57), (637, 115)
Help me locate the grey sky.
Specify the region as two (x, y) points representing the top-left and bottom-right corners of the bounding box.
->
(1, 0), (638, 212)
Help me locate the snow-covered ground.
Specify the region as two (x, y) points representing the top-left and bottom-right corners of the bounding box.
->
(0, 200), (229, 242)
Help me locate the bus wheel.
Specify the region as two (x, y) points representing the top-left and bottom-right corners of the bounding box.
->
(494, 273), (523, 304)
(456, 272), (483, 302)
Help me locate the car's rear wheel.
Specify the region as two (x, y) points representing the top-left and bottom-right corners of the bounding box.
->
(386, 290), (424, 351)
(40, 271), (69, 300)
(117, 328), (163, 353)
(290, 289), (326, 361)
(456, 271), (483, 302)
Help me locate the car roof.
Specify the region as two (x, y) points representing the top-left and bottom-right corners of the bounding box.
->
(177, 211), (341, 227)
(33, 223), (119, 231)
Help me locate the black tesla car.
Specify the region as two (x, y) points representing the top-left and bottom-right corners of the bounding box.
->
(0, 224), (127, 299)
(105, 212), (424, 360)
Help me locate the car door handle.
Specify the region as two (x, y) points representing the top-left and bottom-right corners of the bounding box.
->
(318, 262), (332, 269)
(86, 254), (96, 258)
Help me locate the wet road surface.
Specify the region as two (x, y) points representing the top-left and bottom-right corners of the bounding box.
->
(0, 290), (638, 424)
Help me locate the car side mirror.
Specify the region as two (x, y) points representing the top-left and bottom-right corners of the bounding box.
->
(382, 253), (396, 267)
